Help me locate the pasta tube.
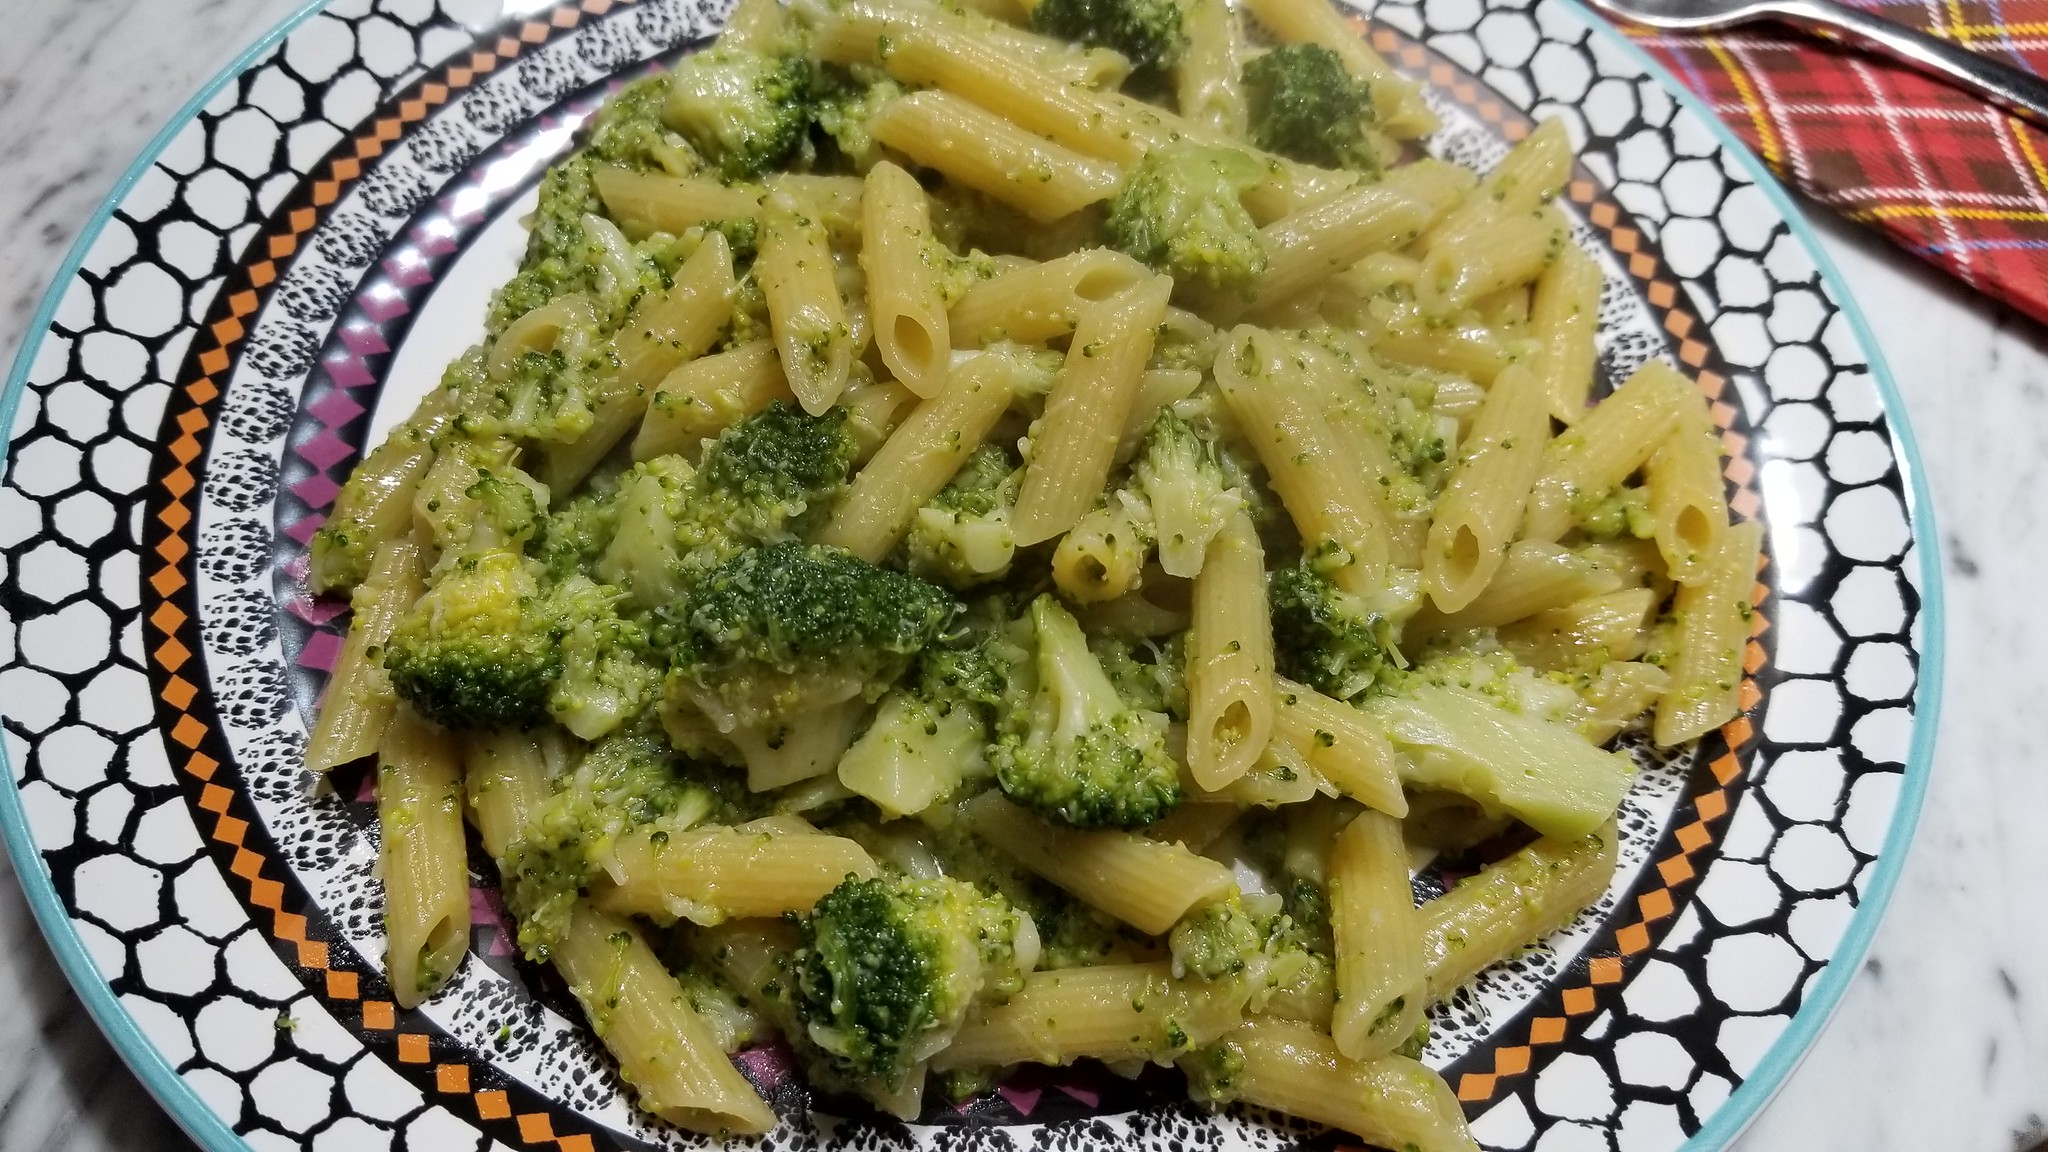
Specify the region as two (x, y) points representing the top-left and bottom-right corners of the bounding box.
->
(759, 190), (855, 414)
(1185, 511), (1275, 791)
(818, 353), (1015, 561)
(1205, 1020), (1478, 1152)
(306, 539), (423, 772)
(378, 705), (469, 1009)
(1653, 519), (1762, 745)
(937, 962), (1248, 1069)
(860, 161), (951, 397)
(964, 792), (1236, 934)
(591, 820), (879, 924)
(1013, 275), (1174, 544)
(632, 341), (793, 461)
(1522, 359), (1693, 542)
(948, 250), (1151, 347)
(1418, 823), (1617, 1001)
(1328, 810), (1426, 1061)
(1424, 363), (1551, 613)
(869, 91), (1123, 223)
(1645, 391), (1731, 584)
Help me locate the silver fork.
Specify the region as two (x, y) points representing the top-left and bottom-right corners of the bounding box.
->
(1584, 0), (2048, 128)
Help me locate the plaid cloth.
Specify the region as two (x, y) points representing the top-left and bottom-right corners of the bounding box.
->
(1626, 2), (2048, 325)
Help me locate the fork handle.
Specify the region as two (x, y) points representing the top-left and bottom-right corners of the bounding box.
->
(1774, 0), (2048, 128)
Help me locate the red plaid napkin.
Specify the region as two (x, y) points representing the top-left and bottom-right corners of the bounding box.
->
(1626, 3), (2048, 325)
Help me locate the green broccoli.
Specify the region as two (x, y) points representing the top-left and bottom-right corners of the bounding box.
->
(903, 444), (1024, 590)
(1268, 561), (1403, 702)
(443, 333), (603, 448)
(989, 594), (1183, 829)
(383, 549), (562, 730)
(791, 874), (1031, 1094)
(545, 576), (665, 741)
(811, 65), (905, 171)
(1579, 484), (1656, 540)
(412, 437), (547, 570)
(1131, 408), (1242, 577)
(1244, 44), (1379, 173)
(1028, 0), (1187, 70)
(530, 482), (622, 582)
(500, 733), (736, 958)
(489, 75), (694, 333)
(1105, 145), (1267, 296)
(663, 47), (813, 182)
(597, 403), (859, 608)
(662, 542), (957, 731)
(1168, 893), (1332, 1019)
(1091, 632), (1189, 721)
(837, 632), (1020, 818)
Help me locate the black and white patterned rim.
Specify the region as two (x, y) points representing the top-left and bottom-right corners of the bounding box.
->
(0, 0), (1943, 1150)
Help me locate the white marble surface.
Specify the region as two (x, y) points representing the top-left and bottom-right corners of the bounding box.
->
(1, 2), (2044, 1150)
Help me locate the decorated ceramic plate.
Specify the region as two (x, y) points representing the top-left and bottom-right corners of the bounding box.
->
(0, 0), (1941, 1149)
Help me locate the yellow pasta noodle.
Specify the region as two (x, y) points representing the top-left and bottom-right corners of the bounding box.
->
(1012, 275), (1174, 545)
(378, 705), (470, 1009)
(591, 820), (879, 925)
(1522, 358), (1693, 542)
(1328, 809), (1426, 1061)
(869, 91), (1123, 223)
(1530, 242), (1603, 421)
(948, 249), (1151, 347)
(1185, 511), (1275, 791)
(818, 353), (1015, 561)
(632, 341), (794, 461)
(1206, 1020), (1478, 1152)
(306, 539), (423, 772)
(1653, 519), (1762, 745)
(860, 161), (951, 397)
(964, 792), (1237, 934)
(1424, 363), (1552, 613)
(936, 962), (1248, 1069)
(1271, 678), (1409, 817)
(1419, 823), (1617, 1002)
(1646, 389), (1731, 584)
(758, 190), (855, 414)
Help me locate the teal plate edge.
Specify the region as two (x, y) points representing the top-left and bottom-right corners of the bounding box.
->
(0, 1), (1947, 1150)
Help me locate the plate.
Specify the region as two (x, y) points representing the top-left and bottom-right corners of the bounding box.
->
(0, 0), (1941, 1149)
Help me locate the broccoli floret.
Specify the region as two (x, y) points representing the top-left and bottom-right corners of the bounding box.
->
(501, 733), (732, 958)
(1131, 409), (1242, 577)
(1579, 484), (1655, 540)
(811, 64), (905, 171)
(989, 595), (1182, 829)
(1268, 561), (1402, 702)
(545, 576), (665, 741)
(412, 437), (547, 570)
(1105, 145), (1267, 296)
(444, 331), (604, 448)
(1029, 0), (1187, 70)
(663, 48), (813, 181)
(903, 444), (1024, 590)
(663, 542), (957, 731)
(1091, 632), (1189, 721)
(792, 874), (1031, 1094)
(1244, 44), (1378, 173)
(531, 482), (621, 582)
(1170, 897), (1265, 981)
(384, 549), (561, 730)
(1169, 893), (1332, 1022)
(837, 633), (1020, 818)
(697, 401), (859, 541)
(490, 76), (693, 333)
(598, 404), (859, 608)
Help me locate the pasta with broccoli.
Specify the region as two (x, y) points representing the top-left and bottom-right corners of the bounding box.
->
(305, 0), (1758, 1143)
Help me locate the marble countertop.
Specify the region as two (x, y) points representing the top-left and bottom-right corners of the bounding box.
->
(1, 2), (2043, 1150)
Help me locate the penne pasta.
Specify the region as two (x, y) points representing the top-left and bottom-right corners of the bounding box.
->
(1424, 363), (1551, 613)
(936, 961), (1248, 1069)
(542, 232), (737, 490)
(869, 91), (1123, 223)
(1418, 822), (1617, 1002)
(1178, 0), (1248, 137)
(632, 341), (794, 461)
(1645, 388), (1731, 584)
(306, 539), (423, 772)
(818, 353), (1015, 561)
(1185, 511), (1276, 791)
(1328, 810), (1426, 1061)
(1051, 498), (1153, 604)
(964, 792), (1237, 934)
(1271, 678), (1408, 817)
(947, 249), (1151, 347)
(1214, 325), (1391, 596)
(1498, 587), (1662, 673)
(758, 190), (855, 414)
(1012, 275), (1175, 544)
(860, 161), (952, 397)
(1205, 1020), (1477, 1152)
(1522, 359), (1693, 542)
(1529, 242), (1603, 422)
(1408, 539), (1625, 635)
(378, 705), (470, 1009)
(1653, 519), (1762, 745)
(591, 820), (879, 925)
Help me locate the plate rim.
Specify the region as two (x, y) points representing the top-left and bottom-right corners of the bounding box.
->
(0, 1), (1946, 1150)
